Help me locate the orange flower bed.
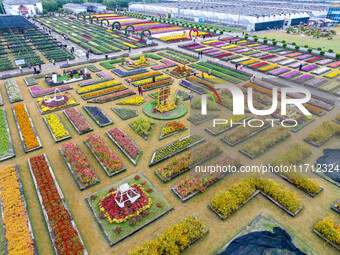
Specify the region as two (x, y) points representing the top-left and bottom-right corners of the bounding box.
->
(0, 165), (34, 254)
(130, 71), (161, 81)
(13, 104), (40, 150)
(82, 85), (127, 99)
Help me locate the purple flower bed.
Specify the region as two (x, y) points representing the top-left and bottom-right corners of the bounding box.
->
(293, 74), (314, 83)
(208, 42), (224, 46)
(301, 64), (318, 72)
(289, 62), (306, 68)
(228, 47), (244, 51)
(260, 54), (276, 60)
(305, 78), (327, 87)
(216, 43), (230, 48)
(112, 68), (147, 77)
(269, 68), (290, 75)
(317, 59), (333, 65)
(270, 57), (286, 62)
(29, 85), (71, 97)
(202, 49), (219, 53)
(152, 59), (177, 70)
(97, 72), (113, 79)
(182, 43), (199, 48)
(235, 48), (252, 53)
(253, 45), (269, 49)
(252, 52), (268, 57)
(277, 51), (292, 55)
(272, 109), (306, 124)
(296, 54), (312, 60)
(208, 51), (225, 56)
(188, 45), (205, 49)
(262, 47), (276, 51)
(280, 71), (301, 78)
(239, 42), (253, 46)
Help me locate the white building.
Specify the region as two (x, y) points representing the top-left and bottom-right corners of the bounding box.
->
(82, 3), (107, 13)
(62, 3), (87, 14)
(3, 0), (43, 16)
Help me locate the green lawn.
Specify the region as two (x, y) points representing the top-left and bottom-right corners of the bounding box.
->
(257, 30), (340, 53)
(57, 73), (80, 81)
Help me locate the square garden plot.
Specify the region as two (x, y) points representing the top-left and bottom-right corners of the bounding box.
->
(85, 172), (173, 246)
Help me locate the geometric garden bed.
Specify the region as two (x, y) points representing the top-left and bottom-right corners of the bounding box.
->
(85, 172), (173, 246)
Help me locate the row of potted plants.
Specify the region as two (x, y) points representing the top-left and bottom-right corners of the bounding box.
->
(60, 142), (99, 190)
(28, 154), (87, 254)
(0, 165), (35, 254)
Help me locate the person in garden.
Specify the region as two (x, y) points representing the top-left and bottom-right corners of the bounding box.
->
(52, 59), (55, 65)
(189, 90), (193, 100)
(235, 63), (238, 70)
(208, 69), (211, 76)
(128, 47), (131, 53)
(63, 68), (66, 76)
(152, 75), (156, 83)
(299, 63), (303, 70)
(128, 77), (131, 86)
(38, 63), (41, 71)
(27, 62), (31, 69)
(33, 66), (37, 74)
(138, 85), (141, 95)
(19, 65), (23, 73)
(194, 68), (197, 76)
(240, 64), (243, 71)
(140, 87), (143, 96)
(201, 72), (205, 80)
(250, 74), (255, 82)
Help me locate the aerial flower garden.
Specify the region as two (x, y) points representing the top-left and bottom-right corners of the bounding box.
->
(0, 14), (339, 255)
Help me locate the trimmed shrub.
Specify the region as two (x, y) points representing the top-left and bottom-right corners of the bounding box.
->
(295, 46), (300, 50)
(328, 49), (333, 53)
(292, 42), (296, 45)
(336, 53), (340, 59)
(272, 41), (277, 45)
(283, 43), (287, 47)
(263, 39), (268, 43)
(307, 48), (312, 53)
(320, 51), (325, 55)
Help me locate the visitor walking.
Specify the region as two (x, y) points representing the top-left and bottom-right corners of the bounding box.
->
(27, 62), (31, 69)
(299, 63), (303, 71)
(19, 65), (23, 73)
(138, 85), (141, 95)
(128, 47), (131, 53)
(63, 68), (66, 76)
(189, 90), (193, 100)
(208, 69), (211, 76)
(194, 68), (197, 76)
(200, 51), (203, 57)
(128, 77), (131, 86)
(33, 66), (37, 74)
(250, 74), (255, 82)
(140, 87), (143, 96)
(86, 53), (89, 61)
(201, 72), (205, 80)
(240, 64), (243, 71)
(152, 75), (156, 83)
(235, 63), (238, 70)
(52, 59), (55, 65)
(38, 63), (41, 71)
(67, 58), (69, 65)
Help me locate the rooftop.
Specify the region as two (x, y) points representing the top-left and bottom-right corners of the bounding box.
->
(3, 0), (41, 4)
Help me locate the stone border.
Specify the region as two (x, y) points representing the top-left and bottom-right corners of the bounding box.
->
(63, 108), (93, 135)
(159, 122), (188, 140)
(0, 109), (15, 162)
(12, 104), (43, 153)
(313, 229), (340, 252)
(209, 191), (261, 220)
(59, 148), (100, 191)
(35, 92), (80, 115)
(187, 114), (219, 125)
(303, 134), (334, 147)
(331, 200), (340, 215)
(333, 119), (340, 125)
(149, 134), (205, 167)
(84, 139), (126, 178)
(111, 108), (138, 120)
(27, 154), (88, 255)
(239, 133), (291, 159)
(106, 129), (142, 166)
(205, 116), (253, 136)
(0, 165), (39, 255)
(83, 106), (113, 128)
(129, 123), (155, 141)
(0, 90), (3, 106)
(81, 86), (127, 100)
(84, 171), (173, 247)
(87, 91), (136, 104)
(221, 124), (270, 147)
(155, 150), (222, 183)
(43, 115), (71, 143)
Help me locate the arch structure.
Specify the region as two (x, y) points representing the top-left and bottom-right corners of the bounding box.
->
(189, 29), (199, 39)
(141, 29), (151, 39)
(101, 18), (109, 26)
(112, 21), (121, 30)
(125, 24), (135, 34)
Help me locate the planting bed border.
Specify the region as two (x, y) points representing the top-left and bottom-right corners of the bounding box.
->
(12, 104), (43, 153)
(84, 172), (174, 247)
(304, 134), (334, 147)
(111, 68), (148, 78)
(0, 109), (15, 162)
(63, 109), (94, 135)
(221, 124), (270, 146)
(35, 93), (80, 115)
(0, 164), (38, 255)
(59, 148), (100, 191)
(239, 133), (291, 159)
(331, 200), (340, 215)
(116, 98), (145, 106)
(129, 123), (155, 141)
(83, 106), (113, 127)
(106, 130), (142, 166)
(313, 229), (340, 252)
(149, 134), (205, 167)
(81, 86), (127, 100)
(87, 91), (136, 104)
(111, 108), (138, 120)
(84, 139), (126, 178)
(27, 154), (88, 255)
(333, 119), (340, 125)
(76, 82), (122, 95)
(43, 114), (72, 143)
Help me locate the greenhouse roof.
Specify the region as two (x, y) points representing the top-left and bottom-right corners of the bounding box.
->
(0, 15), (34, 29)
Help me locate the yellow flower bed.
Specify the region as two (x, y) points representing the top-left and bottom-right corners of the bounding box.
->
(45, 114), (69, 139)
(247, 43), (260, 47)
(0, 165), (35, 254)
(133, 75), (169, 86)
(77, 80), (120, 94)
(324, 70), (340, 78)
(237, 40), (247, 43)
(221, 45), (239, 49)
(156, 102), (177, 113)
(242, 59), (258, 65)
(118, 96), (145, 105)
(202, 40), (219, 44)
(158, 32), (208, 41)
(259, 64), (278, 71)
(123, 42), (137, 48)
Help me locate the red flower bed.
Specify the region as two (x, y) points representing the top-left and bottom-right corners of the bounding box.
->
(307, 57), (322, 62)
(260, 54), (276, 60)
(216, 53), (232, 58)
(249, 62), (268, 69)
(99, 184), (151, 224)
(29, 155), (85, 255)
